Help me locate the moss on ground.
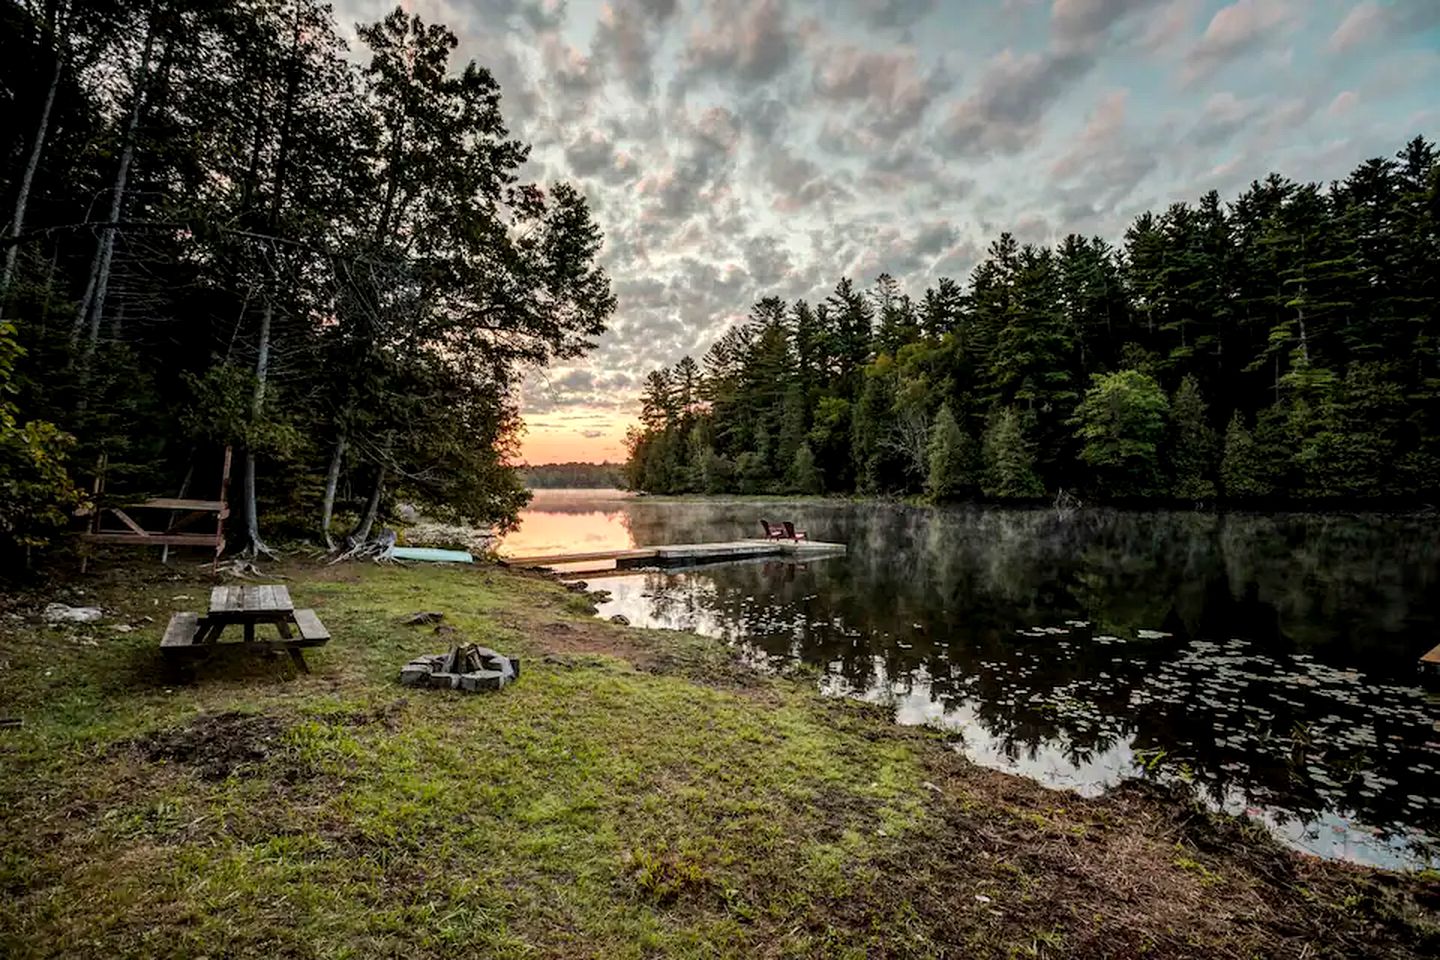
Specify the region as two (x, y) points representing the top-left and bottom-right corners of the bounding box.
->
(1, 559), (1436, 958)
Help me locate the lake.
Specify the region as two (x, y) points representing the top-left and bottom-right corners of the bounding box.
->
(501, 489), (1440, 869)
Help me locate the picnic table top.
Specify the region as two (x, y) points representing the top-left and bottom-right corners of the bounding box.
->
(208, 584), (293, 617)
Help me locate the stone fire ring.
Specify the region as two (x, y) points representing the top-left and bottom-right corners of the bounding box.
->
(400, 643), (520, 692)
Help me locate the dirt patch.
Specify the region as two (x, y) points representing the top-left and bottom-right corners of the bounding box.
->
(127, 712), (290, 780)
(852, 749), (1440, 959)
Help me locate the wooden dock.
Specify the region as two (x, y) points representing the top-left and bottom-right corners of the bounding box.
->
(1421, 642), (1440, 674)
(502, 538), (846, 570)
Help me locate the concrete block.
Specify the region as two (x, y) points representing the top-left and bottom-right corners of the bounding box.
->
(459, 670), (506, 691)
(399, 666), (431, 687)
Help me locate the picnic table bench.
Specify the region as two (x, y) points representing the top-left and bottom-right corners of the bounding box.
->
(161, 585), (330, 672)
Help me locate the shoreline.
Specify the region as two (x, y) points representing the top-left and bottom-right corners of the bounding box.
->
(2, 557), (1437, 957)
(618, 490), (1440, 517)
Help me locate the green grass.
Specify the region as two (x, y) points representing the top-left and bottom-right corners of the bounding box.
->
(1, 560), (1436, 958)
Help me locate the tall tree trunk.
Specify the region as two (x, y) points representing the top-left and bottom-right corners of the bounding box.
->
(71, 16), (156, 403)
(0, 46), (64, 316)
(320, 434), (346, 550)
(350, 463), (386, 545)
(242, 299), (275, 557)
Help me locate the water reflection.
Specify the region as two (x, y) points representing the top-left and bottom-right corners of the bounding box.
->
(498, 489), (637, 557)
(505, 494), (1440, 868)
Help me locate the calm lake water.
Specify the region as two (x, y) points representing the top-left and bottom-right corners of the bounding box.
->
(501, 489), (1440, 869)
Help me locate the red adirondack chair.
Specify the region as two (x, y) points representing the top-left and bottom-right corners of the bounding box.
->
(759, 519), (786, 540)
(782, 521), (808, 541)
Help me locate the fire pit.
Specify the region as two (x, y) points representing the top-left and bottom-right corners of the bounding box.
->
(400, 643), (519, 692)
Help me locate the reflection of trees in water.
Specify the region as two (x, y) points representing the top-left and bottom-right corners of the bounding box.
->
(606, 500), (1440, 847)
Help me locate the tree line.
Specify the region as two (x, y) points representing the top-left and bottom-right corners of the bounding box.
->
(625, 137), (1440, 505)
(0, 0), (613, 562)
(521, 462), (623, 489)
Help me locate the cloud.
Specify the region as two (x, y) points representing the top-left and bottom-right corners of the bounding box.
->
(359, 0), (1440, 458)
(1329, 1), (1440, 53)
(592, 0), (679, 97)
(1047, 89), (1157, 229)
(581, 429), (605, 438)
(852, 0), (938, 30)
(633, 106), (743, 224)
(1137, 0), (1200, 52)
(1183, 0), (1295, 83)
(564, 129), (640, 185)
(937, 48), (1093, 157)
(1051, 0), (1165, 46)
(1188, 90), (1267, 147)
(1051, 88), (1131, 178)
(682, 0), (800, 86)
(1328, 90), (1358, 117)
(762, 144), (851, 212)
(811, 44), (951, 137)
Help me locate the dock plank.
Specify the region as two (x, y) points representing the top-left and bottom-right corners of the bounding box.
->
(504, 538), (845, 569)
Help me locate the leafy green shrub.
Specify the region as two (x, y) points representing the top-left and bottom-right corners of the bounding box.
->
(0, 322), (83, 550)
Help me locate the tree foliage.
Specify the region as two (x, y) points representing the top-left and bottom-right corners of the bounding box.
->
(1071, 370), (1169, 498)
(925, 402), (976, 501)
(0, 1), (614, 560)
(982, 407), (1044, 499)
(624, 137), (1440, 505)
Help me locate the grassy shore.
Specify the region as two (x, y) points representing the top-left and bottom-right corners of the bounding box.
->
(1, 558), (1436, 958)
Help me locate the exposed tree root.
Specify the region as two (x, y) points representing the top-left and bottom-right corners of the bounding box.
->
(327, 528), (399, 565)
(209, 559), (288, 581)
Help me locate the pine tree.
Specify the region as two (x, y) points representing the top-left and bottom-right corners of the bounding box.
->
(640, 368), (674, 431)
(1220, 412), (1271, 498)
(925, 402), (977, 500)
(921, 277), (966, 339)
(735, 451), (770, 494)
(851, 367), (895, 493)
(699, 446), (734, 494)
(788, 442), (822, 495)
(982, 407), (1044, 498)
(826, 277), (874, 394)
(989, 245), (1079, 482)
(672, 356), (701, 423)
(1168, 375), (1217, 500)
(777, 382), (808, 469)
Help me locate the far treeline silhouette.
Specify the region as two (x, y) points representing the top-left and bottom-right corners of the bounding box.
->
(625, 137), (1440, 504)
(522, 462), (622, 489)
(0, 2), (613, 560)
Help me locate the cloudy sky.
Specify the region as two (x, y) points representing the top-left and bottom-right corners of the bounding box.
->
(334, 0), (1439, 462)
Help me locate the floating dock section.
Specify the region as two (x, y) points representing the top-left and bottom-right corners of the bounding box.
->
(1421, 643), (1440, 674)
(502, 538), (846, 570)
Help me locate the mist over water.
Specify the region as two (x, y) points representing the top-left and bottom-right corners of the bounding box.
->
(504, 491), (1440, 868)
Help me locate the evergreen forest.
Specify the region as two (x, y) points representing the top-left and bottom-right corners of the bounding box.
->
(521, 462), (623, 489)
(0, 0), (613, 562)
(624, 137), (1440, 505)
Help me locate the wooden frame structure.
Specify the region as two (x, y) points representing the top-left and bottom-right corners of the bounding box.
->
(81, 447), (232, 571)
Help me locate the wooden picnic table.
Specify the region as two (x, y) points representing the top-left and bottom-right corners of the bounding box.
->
(161, 584), (330, 672)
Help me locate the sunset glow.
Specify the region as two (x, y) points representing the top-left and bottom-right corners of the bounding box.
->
(518, 407), (635, 464)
